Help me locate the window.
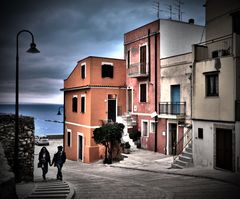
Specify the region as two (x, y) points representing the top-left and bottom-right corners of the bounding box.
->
(140, 83), (147, 102)
(127, 50), (130, 68)
(150, 121), (156, 133)
(140, 45), (147, 74)
(102, 64), (113, 78)
(67, 130), (72, 147)
(81, 95), (86, 113)
(81, 64), (86, 79)
(205, 72), (219, 96)
(142, 120), (148, 137)
(198, 128), (203, 139)
(72, 96), (78, 112)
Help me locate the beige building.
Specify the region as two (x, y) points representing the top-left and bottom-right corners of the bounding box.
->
(192, 0), (240, 172)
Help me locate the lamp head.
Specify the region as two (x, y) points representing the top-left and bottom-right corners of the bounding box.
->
(26, 42), (40, 53)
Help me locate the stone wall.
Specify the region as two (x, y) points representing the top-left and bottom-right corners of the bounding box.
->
(0, 114), (35, 182)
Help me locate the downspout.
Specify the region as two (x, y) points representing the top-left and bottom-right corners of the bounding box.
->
(148, 29), (151, 81)
(63, 91), (66, 150)
(154, 32), (158, 152)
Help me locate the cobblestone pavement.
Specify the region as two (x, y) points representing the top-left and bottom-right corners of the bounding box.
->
(17, 140), (240, 199)
(63, 160), (240, 199)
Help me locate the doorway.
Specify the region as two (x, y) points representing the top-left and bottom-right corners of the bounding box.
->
(108, 96), (117, 122)
(168, 123), (177, 155)
(78, 135), (83, 161)
(216, 128), (233, 171)
(127, 89), (133, 112)
(171, 85), (180, 114)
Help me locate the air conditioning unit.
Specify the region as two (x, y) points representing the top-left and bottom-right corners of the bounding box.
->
(212, 49), (230, 58)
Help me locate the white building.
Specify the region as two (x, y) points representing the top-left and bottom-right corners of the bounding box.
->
(192, 0), (240, 172)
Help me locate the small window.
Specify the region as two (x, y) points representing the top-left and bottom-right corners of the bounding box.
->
(150, 122), (156, 133)
(72, 97), (78, 112)
(81, 95), (86, 113)
(205, 72), (219, 96)
(140, 83), (147, 102)
(67, 131), (71, 147)
(127, 50), (130, 68)
(81, 64), (86, 79)
(198, 128), (203, 139)
(142, 121), (148, 137)
(102, 64), (113, 78)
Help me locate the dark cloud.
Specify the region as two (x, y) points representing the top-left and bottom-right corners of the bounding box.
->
(0, 0), (205, 104)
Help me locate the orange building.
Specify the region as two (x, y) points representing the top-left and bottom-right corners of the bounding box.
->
(62, 56), (126, 163)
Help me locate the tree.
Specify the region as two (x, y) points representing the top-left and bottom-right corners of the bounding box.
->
(93, 123), (124, 164)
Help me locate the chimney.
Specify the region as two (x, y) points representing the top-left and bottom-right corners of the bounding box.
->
(188, 18), (195, 24)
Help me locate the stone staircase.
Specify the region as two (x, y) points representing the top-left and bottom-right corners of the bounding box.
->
(26, 180), (74, 199)
(117, 113), (137, 150)
(171, 143), (193, 169)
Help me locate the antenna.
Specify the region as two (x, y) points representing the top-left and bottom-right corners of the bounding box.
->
(153, 0), (160, 19)
(165, 4), (177, 20)
(174, 0), (184, 21)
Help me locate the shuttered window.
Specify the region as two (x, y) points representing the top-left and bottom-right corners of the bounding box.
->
(102, 64), (113, 78)
(140, 83), (147, 102)
(81, 64), (86, 79)
(72, 97), (78, 112)
(81, 96), (85, 113)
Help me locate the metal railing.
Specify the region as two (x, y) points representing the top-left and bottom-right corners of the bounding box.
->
(173, 126), (192, 161)
(128, 62), (148, 77)
(159, 102), (186, 116)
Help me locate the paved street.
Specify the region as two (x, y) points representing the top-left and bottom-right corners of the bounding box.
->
(17, 139), (240, 199)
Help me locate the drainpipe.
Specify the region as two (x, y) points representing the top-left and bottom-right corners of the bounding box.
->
(148, 29), (151, 81)
(154, 32), (158, 152)
(63, 91), (65, 150)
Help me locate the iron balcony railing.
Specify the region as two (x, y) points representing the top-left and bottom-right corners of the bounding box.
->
(128, 62), (149, 77)
(159, 102), (186, 116)
(236, 100), (240, 121)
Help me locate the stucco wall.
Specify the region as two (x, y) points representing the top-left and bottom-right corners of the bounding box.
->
(193, 56), (235, 121)
(160, 20), (204, 58)
(193, 121), (214, 168)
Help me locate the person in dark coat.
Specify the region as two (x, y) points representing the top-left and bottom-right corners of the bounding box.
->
(51, 145), (66, 180)
(38, 146), (51, 180)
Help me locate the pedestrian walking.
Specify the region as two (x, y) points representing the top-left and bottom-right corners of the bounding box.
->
(51, 145), (66, 180)
(38, 146), (51, 180)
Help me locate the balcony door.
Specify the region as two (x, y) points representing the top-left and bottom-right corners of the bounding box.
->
(140, 45), (146, 74)
(171, 85), (180, 114)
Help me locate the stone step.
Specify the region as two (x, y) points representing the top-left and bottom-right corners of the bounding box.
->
(28, 194), (67, 198)
(179, 154), (192, 163)
(182, 151), (192, 158)
(171, 163), (184, 169)
(185, 147), (192, 153)
(175, 159), (188, 167)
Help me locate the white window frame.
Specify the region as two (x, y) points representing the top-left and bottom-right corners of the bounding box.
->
(81, 94), (86, 113)
(81, 62), (86, 79)
(139, 82), (148, 103)
(141, 120), (149, 137)
(66, 129), (72, 147)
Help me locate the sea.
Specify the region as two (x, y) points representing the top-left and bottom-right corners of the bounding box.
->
(0, 104), (63, 136)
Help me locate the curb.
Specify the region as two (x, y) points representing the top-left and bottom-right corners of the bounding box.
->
(66, 181), (75, 199)
(110, 164), (240, 188)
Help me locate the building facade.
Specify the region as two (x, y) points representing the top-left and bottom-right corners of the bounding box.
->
(63, 56), (126, 163)
(124, 19), (204, 154)
(192, 0), (240, 171)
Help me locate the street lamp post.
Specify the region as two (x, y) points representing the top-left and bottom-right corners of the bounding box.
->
(15, 30), (40, 181)
(57, 106), (65, 149)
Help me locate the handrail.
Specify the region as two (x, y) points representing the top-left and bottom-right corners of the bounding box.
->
(173, 126), (192, 161)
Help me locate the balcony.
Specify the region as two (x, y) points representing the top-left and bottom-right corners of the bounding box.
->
(128, 62), (148, 78)
(159, 102), (186, 119)
(236, 100), (240, 121)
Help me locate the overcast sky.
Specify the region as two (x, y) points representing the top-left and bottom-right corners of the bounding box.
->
(0, 0), (205, 104)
